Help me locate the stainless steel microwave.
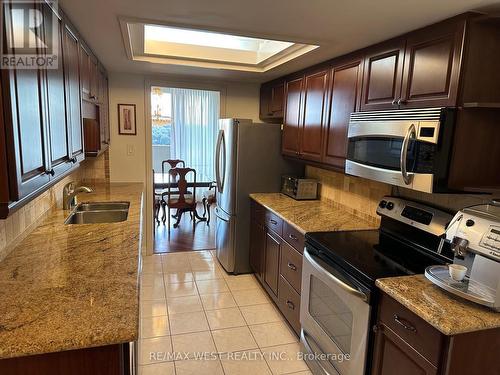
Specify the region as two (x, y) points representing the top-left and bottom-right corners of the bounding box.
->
(345, 107), (456, 193)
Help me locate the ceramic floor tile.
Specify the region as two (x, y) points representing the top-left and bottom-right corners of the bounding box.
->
(139, 336), (173, 365)
(140, 284), (166, 301)
(165, 281), (198, 298)
(190, 262), (217, 272)
(188, 250), (213, 260)
(249, 322), (298, 348)
(169, 311), (209, 335)
(196, 279), (229, 294)
(262, 343), (309, 374)
(162, 260), (192, 273)
(167, 295), (203, 314)
(192, 269), (224, 281)
(171, 331), (216, 359)
(231, 288), (271, 306)
(141, 273), (166, 288)
(240, 303), (283, 325)
(163, 271), (194, 284)
(225, 274), (260, 291)
(174, 358), (224, 375)
(140, 300), (168, 318)
(141, 316), (170, 338)
(211, 326), (258, 353)
(205, 307), (246, 330)
(142, 262), (163, 274)
(200, 292), (237, 311)
(139, 362), (176, 375)
(220, 349), (272, 375)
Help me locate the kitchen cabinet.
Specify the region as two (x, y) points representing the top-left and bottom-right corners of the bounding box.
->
(259, 80), (285, 122)
(322, 56), (363, 169)
(360, 38), (405, 111)
(371, 292), (500, 375)
(83, 69), (109, 157)
(79, 43), (99, 103)
(250, 200), (305, 335)
(282, 77), (303, 157)
(300, 69), (330, 162)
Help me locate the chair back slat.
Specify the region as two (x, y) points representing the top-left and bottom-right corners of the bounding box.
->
(167, 167), (197, 208)
(161, 159), (185, 175)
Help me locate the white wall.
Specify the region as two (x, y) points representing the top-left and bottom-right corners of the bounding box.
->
(108, 72), (260, 183)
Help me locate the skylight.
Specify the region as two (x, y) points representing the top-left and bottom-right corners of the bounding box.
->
(120, 19), (319, 72)
(144, 25), (295, 65)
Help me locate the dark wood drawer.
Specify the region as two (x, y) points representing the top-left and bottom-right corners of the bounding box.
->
(278, 275), (301, 335)
(379, 293), (444, 367)
(280, 241), (302, 294)
(251, 201), (265, 224)
(283, 221), (305, 253)
(265, 210), (283, 236)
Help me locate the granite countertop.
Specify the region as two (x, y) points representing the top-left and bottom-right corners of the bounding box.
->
(376, 275), (500, 335)
(0, 183), (144, 359)
(249, 193), (377, 234)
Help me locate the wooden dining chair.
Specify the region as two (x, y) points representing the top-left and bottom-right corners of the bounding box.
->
(158, 159), (186, 224)
(165, 167), (197, 229)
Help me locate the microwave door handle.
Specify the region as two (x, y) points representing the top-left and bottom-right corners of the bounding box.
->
(304, 249), (368, 302)
(400, 123), (416, 185)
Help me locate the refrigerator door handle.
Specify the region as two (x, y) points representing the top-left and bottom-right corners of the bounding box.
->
(217, 131), (227, 194)
(215, 130), (223, 193)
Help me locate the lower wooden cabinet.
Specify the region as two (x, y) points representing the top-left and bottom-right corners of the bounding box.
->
(250, 200), (305, 335)
(372, 292), (500, 375)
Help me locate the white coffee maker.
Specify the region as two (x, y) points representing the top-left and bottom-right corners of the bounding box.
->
(425, 201), (500, 311)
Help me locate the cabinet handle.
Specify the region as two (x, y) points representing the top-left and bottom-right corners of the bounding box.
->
(287, 262), (297, 271)
(372, 324), (380, 333)
(103, 140), (109, 145)
(45, 169), (55, 176)
(397, 99), (407, 106)
(394, 314), (416, 332)
(286, 300), (295, 310)
(270, 219), (278, 225)
(391, 99), (397, 106)
(288, 234), (298, 241)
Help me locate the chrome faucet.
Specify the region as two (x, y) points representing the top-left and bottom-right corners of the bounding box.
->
(63, 182), (93, 210)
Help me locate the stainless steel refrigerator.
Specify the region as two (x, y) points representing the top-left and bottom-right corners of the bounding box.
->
(214, 118), (303, 274)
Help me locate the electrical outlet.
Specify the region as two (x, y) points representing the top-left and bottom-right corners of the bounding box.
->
(126, 144), (135, 156)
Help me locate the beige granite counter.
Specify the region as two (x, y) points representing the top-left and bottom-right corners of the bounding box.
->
(249, 193), (377, 233)
(376, 275), (500, 335)
(0, 183), (143, 359)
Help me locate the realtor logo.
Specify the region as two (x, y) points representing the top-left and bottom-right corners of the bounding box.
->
(1, 0), (59, 69)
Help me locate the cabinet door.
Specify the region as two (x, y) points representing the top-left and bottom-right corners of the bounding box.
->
(2, 4), (50, 199)
(259, 83), (272, 119)
(323, 58), (363, 169)
(63, 25), (84, 162)
(249, 219), (266, 280)
(89, 57), (99, 101)
(79, 44), (90, 99)
(270, 82), (284, 116)
(103, 76), (110, 144)
(361, 39), (405, 111)
(399, 20), (465, 108)
(282, 77), (303, 157)
(264, 230), (281, 297)
(43, 6), (72, 178)
(300, 69), (329, 162)
(372, 324), (438, 375)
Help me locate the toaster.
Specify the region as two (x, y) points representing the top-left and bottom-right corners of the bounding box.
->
(281, 176), (318, 200)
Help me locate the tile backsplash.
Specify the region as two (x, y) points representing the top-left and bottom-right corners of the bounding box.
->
(0, 151), (110, 262)
(306, 165), (392, 223)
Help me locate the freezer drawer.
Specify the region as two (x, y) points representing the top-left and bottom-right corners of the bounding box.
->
(215, 206), (236, 273)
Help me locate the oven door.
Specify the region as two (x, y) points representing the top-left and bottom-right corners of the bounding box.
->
(346, 119), (439, 193)
(300, 247), (371, 375)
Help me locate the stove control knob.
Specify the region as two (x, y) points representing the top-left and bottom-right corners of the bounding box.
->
(386, 202), (395, 210)
(379, 200), (387, 209)
(466, 219), (475, 227)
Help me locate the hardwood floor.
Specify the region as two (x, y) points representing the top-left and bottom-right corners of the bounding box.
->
(154, 204), (215, 253)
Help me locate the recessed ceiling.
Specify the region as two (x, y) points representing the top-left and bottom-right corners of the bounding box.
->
(59, 0), (500, 83)
(120, 19), (318, 72)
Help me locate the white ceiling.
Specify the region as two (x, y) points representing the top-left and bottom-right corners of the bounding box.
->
(60, 0), (500, 83)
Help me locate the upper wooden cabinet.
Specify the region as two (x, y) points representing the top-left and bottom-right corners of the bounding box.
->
(323, 57), (363, 169)
(360, 39), (405, 111)
(260, 80), (285, 122)
(79, 43), (100, 103)
(300, 69), (330, 162)
(282, 77), (303, 157)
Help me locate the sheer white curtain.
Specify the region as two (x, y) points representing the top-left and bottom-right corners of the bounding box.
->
(168, 87), (220, 182)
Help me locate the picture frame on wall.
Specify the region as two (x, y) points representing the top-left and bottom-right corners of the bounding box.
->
(118, 104), (137, 135)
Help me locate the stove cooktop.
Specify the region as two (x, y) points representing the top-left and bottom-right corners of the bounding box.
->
(306, 229), (447, 288)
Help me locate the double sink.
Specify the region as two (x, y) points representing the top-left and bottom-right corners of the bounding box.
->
(64, 202), (130, 224)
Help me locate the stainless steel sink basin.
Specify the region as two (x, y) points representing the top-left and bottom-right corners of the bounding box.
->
(64, 201), (130, 224)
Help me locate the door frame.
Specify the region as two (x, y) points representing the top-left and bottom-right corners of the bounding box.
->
(143, 77), (227, 255)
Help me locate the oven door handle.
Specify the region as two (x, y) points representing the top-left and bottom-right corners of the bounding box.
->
(400, 123), (416, 185)
(302, 331), (340, 375)
(304, 249), (368, 302)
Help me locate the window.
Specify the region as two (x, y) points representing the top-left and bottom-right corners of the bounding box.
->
(151, 88), (172, 146)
